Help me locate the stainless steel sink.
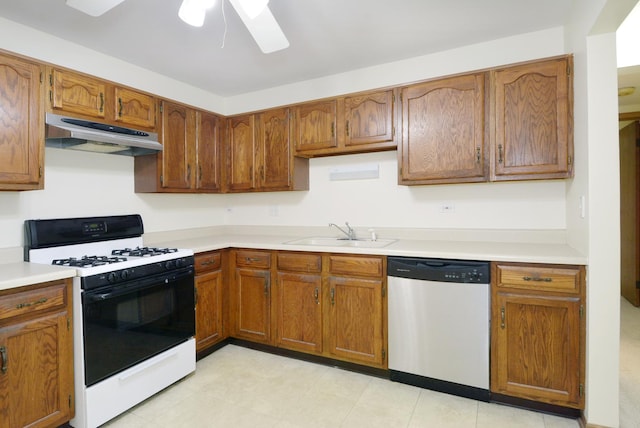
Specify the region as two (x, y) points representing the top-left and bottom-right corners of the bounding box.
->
(284, 237), (396, 248)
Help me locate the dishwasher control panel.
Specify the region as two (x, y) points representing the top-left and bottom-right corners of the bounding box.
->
(387, 257), (490, 283)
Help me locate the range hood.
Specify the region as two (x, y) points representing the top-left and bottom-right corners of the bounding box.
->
(45, 113), (162, 156)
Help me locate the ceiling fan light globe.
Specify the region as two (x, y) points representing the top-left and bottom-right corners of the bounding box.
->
(238, 0), (269, 19)
(179, 0), (206, 26)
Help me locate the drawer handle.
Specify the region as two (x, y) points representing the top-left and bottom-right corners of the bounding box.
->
(330, 288), (335, 305)
(246, 257), (262, 263)
(500, 307), (505, 329)
(118, 97), (123, 117)
(313, 287), (319, 305)
(522, 276), (553, 282)
(0, 346), (7, 374)
(16, 297), (48, 309)
(200, 260), (213, 266)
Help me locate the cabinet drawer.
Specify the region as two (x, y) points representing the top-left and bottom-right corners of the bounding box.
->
(495, 263), (582, 293)
(195, 251), (221, 273)
(235, 250), (271, 268)
(277, 252), (322, 273)
(0, 281), (68, 322)
(328, 255), (383, 278)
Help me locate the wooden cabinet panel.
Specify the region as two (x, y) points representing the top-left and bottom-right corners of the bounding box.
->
(233, 267), (271, 344)
(196, 111), (222, 191)
(399, 73), (486, 184)
(491, 56), (572, 180)
(0, 281), (66, 321)
(49, 68), (106, 119)
(160, 101), (194, 190)
(0, 54), (44, 190)
(326, 276), (385, 367)
(235, 250), (271, 269)
(491, 262), (585, 409)
(344, 90), (395, 147)
(257, 107), (291, 190)
(0, 279), (74, 428)
(277, 252), (321, 273)
(275, 272), (322, 353)
(328, 255), (384, 277)
(195, 269), (224, 352)
(195, 251), (222, 273)
(113, 86), (156, 129)
(227, 115), (256, 191)
(294, 100), (338, 152)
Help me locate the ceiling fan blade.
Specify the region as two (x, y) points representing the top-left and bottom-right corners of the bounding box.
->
(66, 0), (126, 17)
(229, 0), (289, 54)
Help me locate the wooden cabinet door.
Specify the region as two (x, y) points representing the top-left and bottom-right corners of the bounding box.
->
(49, 68), (106, 119)
(344, 90), (395, 147)
(275, 272), (322, 354)
(294, 100), (338, 152)
(113, 86), (156, 129)
(227, 115), (256, 191)
(0, 54), (44, 190)
(233, 268), (271, 343)
(400, 73), (486, 184)
(257, 107), (291, 190)
(195, 269), (223, 352)
(160, 101), (195, 190)
(491, 291), (582, 408)
(195, 111), (222, 191)
(491, 56), (572, 180)
(326, 276), (384, 367)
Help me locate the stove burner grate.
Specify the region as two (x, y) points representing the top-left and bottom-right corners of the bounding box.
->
(52, 255), (128, 267)
(111, 247), (178, 257)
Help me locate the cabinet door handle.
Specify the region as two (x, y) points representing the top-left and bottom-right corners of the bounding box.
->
(118, 97), (123, 117)
(313, 287), (319, 305)
(99, 92), (104, 113)
(523, 276), (553, 282)
(346, 120), (350, 136)
(330, 288), (335, 305)
(331, 122), (335, 138)
(476, 147), (481, 164)
(16, 297), (48, 309)
(0, 346), (7, 374)
(498, 144), (504, 164)
(264, 279), (270, 296)
(500, 307), (505, 329)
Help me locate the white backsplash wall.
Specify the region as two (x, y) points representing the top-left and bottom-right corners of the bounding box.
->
(223, 151), (567, 230)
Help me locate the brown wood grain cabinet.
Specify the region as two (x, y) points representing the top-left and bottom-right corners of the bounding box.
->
(294, 89), (398, 157)
(0, 279), (75, 428)
(0, 53), (45, 191)
(194, 251), (225, 352)
(275, 252), (323, 353)
(490, 56), (573, 181)
(227, 114), (256, 192)
(230, 250), (272, 344)
(399, 73), (487, 184)
(490, 262), (585, 409)
(134, 100), (223, 193)
(47, 67), (156, 130)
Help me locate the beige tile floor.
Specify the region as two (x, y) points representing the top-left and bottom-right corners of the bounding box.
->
(103, 297), (640, 428)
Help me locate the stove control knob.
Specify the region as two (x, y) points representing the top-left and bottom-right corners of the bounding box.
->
(165, 260), (175, 270)
(121, 269), (130, 280)
(175, 258), (184, 268)
(107, 272), (118, 282)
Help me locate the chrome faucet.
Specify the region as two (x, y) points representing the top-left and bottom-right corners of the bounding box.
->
(329, 222), (356, 240)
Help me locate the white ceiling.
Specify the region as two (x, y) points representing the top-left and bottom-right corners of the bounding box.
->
(0, 0), (575, 97)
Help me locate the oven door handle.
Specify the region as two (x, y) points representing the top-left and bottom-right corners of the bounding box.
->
(83, 268), (193, 303)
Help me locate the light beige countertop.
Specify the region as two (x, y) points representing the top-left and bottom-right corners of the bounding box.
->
(0, 262), (76, 292)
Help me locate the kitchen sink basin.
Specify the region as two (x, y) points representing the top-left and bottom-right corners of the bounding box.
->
(284, 237), (396, 248)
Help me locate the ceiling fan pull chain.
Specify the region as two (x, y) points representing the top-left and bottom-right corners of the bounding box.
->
(221, 0), (228, 48)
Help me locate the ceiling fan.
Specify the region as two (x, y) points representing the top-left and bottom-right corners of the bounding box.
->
(65, 0), (289, 53)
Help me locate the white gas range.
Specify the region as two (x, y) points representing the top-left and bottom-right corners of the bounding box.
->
(25, 215), (196, 428)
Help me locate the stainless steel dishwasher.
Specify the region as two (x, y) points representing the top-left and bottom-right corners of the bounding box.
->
(387, 257), (490, 401)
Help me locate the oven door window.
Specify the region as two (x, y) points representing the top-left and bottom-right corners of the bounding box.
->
(82, 268), (195, 386)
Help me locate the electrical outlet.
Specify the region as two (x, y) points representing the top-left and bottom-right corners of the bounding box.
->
(440, 203), (455, 213)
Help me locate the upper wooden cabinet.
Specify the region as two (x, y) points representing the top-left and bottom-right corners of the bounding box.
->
(0, 53), (45, 191)
(293, 89), (398, 157)
(226, 108), (309, 192)
(399, 73), (487, 184)
(490, 56), (573, 181)
(134, 100), (223, 193)
(47, 67), (156, 130)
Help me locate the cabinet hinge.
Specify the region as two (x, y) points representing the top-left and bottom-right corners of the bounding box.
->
(567, 62), (571, 76)
(39, 166), (43, 178)
(392, 93), (395, 102)
(49, 73), (53, 86)
(39, 72), (43, 83)
(579, 383), (584, 397)
(382, 349), (386, 361)
(579, 305), (584, 319)
(49, 90), (52, 102)
(67, 317), (71, 331)
(160, 174), (163, 186)
(382, 286), (386, 298)
(159, 104), (163, 113)
(568, 155), (573, 166)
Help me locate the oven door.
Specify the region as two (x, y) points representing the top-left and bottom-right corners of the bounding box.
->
(81, 266), (195, 386)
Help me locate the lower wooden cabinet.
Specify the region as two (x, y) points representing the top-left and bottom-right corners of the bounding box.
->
(490, 262), (585, 409)
(0, 279), (74, 428)
(194, 251), (225, 352)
